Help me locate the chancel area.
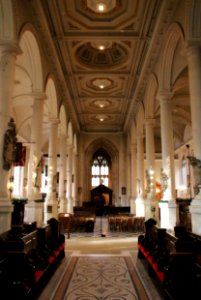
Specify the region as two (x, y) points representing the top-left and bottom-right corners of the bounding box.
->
(1, 0), (201, 299)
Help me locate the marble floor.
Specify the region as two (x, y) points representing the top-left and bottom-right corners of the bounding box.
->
(37, 218), (165, 300)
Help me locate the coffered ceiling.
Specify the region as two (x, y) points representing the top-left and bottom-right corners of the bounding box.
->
(32, 0), (176, 133)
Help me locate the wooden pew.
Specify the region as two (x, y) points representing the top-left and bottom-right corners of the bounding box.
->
(138, 219), (201, 299)
(0, 218), (65, 299)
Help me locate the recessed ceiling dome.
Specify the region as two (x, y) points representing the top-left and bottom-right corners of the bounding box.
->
(76, 42), (128, 68)
(86, 0), (117, 14)
(92, 78), (112, 89)
(95, 114), (108, 122)
(93, 100), (111, 108)
(90, 41), (113, 50)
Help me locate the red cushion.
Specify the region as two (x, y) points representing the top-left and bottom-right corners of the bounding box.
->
(49, 256), (55, 264)
(35, 270), (43, 282)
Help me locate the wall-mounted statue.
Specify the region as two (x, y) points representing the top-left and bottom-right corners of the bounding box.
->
(187, 156), (201, 195)
(160, 168), (168, 196)
(3, 118), (17, 171)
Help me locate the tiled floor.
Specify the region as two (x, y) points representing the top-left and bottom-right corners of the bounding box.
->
(37, 218), (165, 300)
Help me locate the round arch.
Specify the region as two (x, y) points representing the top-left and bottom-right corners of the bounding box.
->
(67, 121), (73, 146)
(186, 0), (201, 41)
(59, 104), (67, 137)
(73, 133), (77, 155)
(45, 77), (58, 119)
(158, 22), (185, 92)
(13, 28), (44, 143)
(136, 102), (145, 135)
(18, 29), (43, 92)
(144, 73), (158, 119)
(130, 119), (137, 145)
(0, 0), (14, 41)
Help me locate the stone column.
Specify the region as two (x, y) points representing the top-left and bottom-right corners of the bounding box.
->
(72, 152), (79, 207)
(77, 138), (84, 206)
(22, 147), (29, 198)
(0, 43), (20, 233)
(67, 145), (73, 213)
(119, 136), (126, 206)
(58, 135), (67, 213)
(127, 151), (131, 207)
(159, 93), (178, 230)
(145, 118), (158, 220)
(187, 45), (201, 235)
(130, 143), (137, 214)
(25, 93), (45, 227)
(136, 134), (145, 216)
(45, 118), (59, 222)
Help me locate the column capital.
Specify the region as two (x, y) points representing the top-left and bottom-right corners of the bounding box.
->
(157, 91), (172, 103)
(145, 118), (155, 126)
(0, 42), (22, 56)
(130, 143), (137, 152)
(49, 117), (60, 125)
(137, 133), (144, 140)
(59, 133), (67, 139)
(31, 92), (47, 102)
(186, 42), (201, 55)
(67, 144), (73, 150)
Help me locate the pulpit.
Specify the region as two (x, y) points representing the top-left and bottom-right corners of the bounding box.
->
(91, 184), (112, 215)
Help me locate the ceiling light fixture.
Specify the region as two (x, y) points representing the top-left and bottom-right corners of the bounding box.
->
(99, 45), (105, 51)
(99, 85), (105, 89)
(96, 114), (107, 122)
(97, 3), (105, 12)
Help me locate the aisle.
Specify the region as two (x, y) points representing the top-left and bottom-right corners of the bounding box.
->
(37, 236), (164, 300)
(93, 216), (109, 235)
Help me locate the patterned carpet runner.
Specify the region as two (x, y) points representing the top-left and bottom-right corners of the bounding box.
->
(52, 255), (149, 300)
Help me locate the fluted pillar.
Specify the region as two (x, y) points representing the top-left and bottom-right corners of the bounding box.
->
(145, 118), (158, 220)
(45, 118), (59, 222)
(136, 134), (145, 216)
(58, 135), (67, 213)
(0, 43), (20, 233)
(67, 145), (73, 213)
(130, 143), (137, 214)
(187, 45), (201, 234)
(25, 93), (45, 227)
(159, 92), (178, 229)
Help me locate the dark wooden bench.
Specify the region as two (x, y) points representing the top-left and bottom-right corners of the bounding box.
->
(108, 214), (145, 232)
(58, 213), (96, 237)
(138, 219), (201, 299)
(0, 218), (65, 299)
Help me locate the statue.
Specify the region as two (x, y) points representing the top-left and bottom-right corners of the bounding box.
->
(33, 155), (44, 190)
(187, 156), (201, 195)
(3, 118), (17, 170)
(145, 169), (151, 194)
(160, 168), (168, 195)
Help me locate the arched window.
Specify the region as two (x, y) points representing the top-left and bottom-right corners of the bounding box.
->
(91, 150), (111, 188)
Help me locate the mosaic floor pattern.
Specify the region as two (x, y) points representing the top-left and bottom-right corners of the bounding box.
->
(52, 255), (149, 300)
